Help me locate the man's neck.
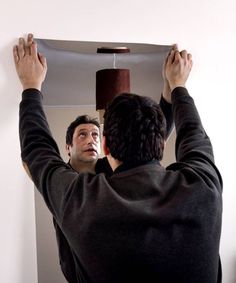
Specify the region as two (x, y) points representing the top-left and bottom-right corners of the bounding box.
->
(106, 154), (122, 172)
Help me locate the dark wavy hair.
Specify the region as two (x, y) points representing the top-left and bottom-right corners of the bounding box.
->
(103, 93), (166, 163)
(66, 115), (100, 145)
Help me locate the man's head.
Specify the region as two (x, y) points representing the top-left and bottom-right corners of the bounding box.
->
(66, 115), (101, 167)
(103, 93), (166, 164)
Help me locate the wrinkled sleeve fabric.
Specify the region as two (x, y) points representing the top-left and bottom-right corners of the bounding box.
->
(19, 89), (80, 225)
(169, 87), (222, 190)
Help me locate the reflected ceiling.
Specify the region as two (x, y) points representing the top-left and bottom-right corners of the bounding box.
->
(36, 38), (171, 106)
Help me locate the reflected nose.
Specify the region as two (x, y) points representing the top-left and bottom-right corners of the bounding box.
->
(87, 133), (96, 145)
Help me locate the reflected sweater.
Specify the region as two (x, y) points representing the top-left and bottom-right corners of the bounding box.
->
(53, 95), (174, 283)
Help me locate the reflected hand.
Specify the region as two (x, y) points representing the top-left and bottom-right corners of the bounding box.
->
(165, 47), (193, 92)
(13, 33), (47, 91)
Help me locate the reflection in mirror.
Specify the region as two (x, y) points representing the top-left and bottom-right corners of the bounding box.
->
(34, 38), (174, 283)
(37, 38), (171, 106)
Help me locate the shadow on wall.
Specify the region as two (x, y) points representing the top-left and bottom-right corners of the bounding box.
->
(0, 40), (22, 128)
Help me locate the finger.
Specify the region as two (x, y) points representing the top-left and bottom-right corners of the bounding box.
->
(180, 50), (188, 59)
(27, 33), (34, 55)
(172, 43), (178, 51)
(18, 37), (25, 59)
(38, 53), (47, 69)
(167, 49), (176, 65)
(173, 50), (181, 63)
(167, 44), (178, 58)
(190, 60), (193, 69)
(13, 45), (19, 65)
(30, 41), (38, 57)
(25, 34), (33, 55)
(27, 33), (34, 45)
(187, 53), (193, 68)
(187, 53), (192, 61)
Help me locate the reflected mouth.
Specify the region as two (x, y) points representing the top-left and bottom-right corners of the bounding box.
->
(85, 148), (97, 154)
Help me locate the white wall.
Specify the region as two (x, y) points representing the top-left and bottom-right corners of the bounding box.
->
(1, 0), (235, 282)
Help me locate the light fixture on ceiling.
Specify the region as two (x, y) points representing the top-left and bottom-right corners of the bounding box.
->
(96, 46), (130, 123)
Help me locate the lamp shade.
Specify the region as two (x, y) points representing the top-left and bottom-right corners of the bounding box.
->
(97, 47), (130, 54)
(96, 68), (130, 110)
(96, 47), (131, 112)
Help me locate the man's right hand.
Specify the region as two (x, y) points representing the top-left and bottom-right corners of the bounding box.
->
(165, 48), (193, 92)
(13, 33), (47, 91)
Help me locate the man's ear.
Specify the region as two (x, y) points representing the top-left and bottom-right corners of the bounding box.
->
(102, 136), (110, 156)
(65, 144), (71, 157)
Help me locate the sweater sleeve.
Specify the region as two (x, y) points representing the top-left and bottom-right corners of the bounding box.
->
(19, 89), (80, 224)
(170, 87), (222, 190)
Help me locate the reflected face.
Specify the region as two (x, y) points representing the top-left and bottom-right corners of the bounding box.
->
(67, 123), (101, 163)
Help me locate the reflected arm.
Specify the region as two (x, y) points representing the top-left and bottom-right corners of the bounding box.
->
(159, 95), (174, 139)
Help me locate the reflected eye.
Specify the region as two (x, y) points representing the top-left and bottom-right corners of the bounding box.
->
(76, 130), (100, 141)
(92, 132), (99, 139)
(78, 132), (87, 138)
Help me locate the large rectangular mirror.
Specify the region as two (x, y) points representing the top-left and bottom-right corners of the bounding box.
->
(35, 38), (174, 283)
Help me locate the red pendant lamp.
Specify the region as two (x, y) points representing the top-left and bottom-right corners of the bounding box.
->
(96, 47), (130, 123)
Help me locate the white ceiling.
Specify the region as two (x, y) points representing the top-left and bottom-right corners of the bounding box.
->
(37, 38), (171, 106)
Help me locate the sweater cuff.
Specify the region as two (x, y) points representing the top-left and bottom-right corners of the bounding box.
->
(171, 87), (189, 102)
(22, 88), (43, 101)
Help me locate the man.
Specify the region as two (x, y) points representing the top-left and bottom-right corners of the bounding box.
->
(65, 115), (113, 176)
(55, 115), (108, 282)
(65, 115), (101, 173)
(14, 34), (222, 283)
(52, 49), (174, 281)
